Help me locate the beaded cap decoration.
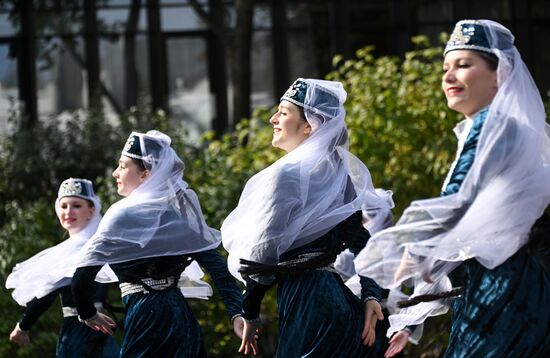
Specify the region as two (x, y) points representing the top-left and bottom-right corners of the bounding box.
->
(444, 20), (492, 55)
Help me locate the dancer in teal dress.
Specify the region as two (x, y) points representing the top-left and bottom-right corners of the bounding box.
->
(442, 110), (550, 357)
(6, 178), (119, 357)
(355, 20), (550, 357)
(222, 78), (393, 357)
(71, 130), (244, 357)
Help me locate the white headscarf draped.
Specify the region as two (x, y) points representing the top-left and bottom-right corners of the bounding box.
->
(5, 178), (110, 306)
(334, 188), (394, 280)
(354, 20), (550, 335)
(75, 130), (220, 299)
(222, 79), (392, 282)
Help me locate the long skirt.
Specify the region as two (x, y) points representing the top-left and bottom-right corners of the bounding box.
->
(121, 287), (205, 358)
(445, 246), (550, 357)
(276, 270), (372, 358)
(56, 316), (119, 357)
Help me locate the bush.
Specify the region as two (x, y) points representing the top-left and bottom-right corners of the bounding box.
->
(0, 200), (61, 358)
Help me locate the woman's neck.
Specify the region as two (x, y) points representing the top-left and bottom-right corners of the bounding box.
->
(465, 106), (490, 120)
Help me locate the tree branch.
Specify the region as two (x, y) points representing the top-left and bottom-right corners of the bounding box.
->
(188, 0), (229, 43)
(60, 38), (124, 115)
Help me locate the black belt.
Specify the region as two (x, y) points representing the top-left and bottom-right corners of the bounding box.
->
(239, 251), (338, 277)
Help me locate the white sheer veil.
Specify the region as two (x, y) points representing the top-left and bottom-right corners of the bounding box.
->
(334, 188), (395, 280)
(222, 79), (392, 282)
(75, 130), (220, 299)
(6, 178), (106, 306)
(354, 19), (550, 336)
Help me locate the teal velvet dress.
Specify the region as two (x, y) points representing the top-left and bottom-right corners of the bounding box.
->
(18, 284), (119, 358)
(442, 109), (550, 357)
(242, 217), (381, 358)
(73, 250), (242, 358)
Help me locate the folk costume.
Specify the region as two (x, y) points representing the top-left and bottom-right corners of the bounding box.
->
(72, 131), (242, 357)
(222, 79), (392, 357)
(6, 178), (119, 357)
(354, 20), (550, 356)
(335, 192), (422, 357)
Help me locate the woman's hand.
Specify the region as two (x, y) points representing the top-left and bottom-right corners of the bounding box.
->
(82, 312), (117, 336)
(385, 330), (410, 357)
(238, 317), (261, 355)
(232, 315), (245, 339)
(9, 323), (30, 347)
(362, 299), (384, 346)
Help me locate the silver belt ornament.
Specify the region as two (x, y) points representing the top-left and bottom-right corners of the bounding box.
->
(119, 276), (176, 297)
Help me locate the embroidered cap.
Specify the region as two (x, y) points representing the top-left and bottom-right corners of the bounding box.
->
(281, 78), (341, 120)
(281, 78), (308, 108)
(58, 178), (95, 202)
(121, 132), (164, 168)
(444, 20), (492, 55)
(122, 133), (144, 161)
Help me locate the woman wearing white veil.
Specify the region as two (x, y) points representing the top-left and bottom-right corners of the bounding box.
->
(222, 78), (393, 356)
(71, 130), (244, 357)
(6, 178), (119, 357)
(355, 19), (550, 356)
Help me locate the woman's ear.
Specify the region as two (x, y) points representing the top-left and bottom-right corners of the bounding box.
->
(140, 170), (150, 182)
(87, 206), (95, 221)
(304, 123), (312, 135)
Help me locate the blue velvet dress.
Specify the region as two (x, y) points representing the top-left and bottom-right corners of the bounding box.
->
(120, 284), (203, 357)
(18, 284), (119, 357)
(442, 109), (550, 357)
(242, 219), (381, 358)
(73, 250), (242, 358)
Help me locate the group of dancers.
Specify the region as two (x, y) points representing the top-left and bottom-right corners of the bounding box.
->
(6, 19), (550, 357)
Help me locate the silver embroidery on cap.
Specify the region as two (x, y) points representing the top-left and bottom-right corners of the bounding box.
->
(123, 136), (135, 152)
(59, 179), (82, 197)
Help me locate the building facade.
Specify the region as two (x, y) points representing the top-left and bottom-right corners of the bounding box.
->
(0, 0), (548, 137)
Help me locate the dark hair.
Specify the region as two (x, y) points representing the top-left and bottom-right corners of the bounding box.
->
(477, 51), (499, 71)
(59, 195), (95, 208)
(131, 157), (147, 172)
(297, 105), (307, 122)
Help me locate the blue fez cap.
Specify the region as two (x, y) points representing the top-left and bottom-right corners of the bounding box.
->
(280, 79), (308, 108)
(58, 178), (94, 201)
(122, 133), (143, 161)
(444, 20), (492, 55)
(280, 78), (341, 119)
(121, 132), (164, 170)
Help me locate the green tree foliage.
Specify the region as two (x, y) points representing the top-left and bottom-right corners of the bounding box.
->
(2, 37), (548, 357)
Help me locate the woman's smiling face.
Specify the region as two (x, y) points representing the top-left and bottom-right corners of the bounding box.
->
(269, 100), (312, 153)
(442, 50), (498, 117)
(57, 196), (95, 235)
